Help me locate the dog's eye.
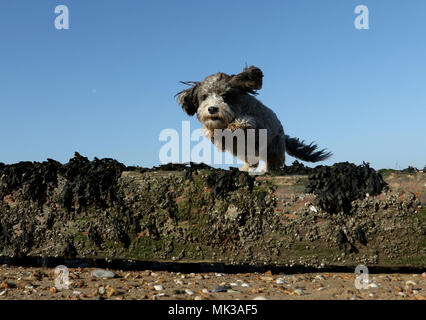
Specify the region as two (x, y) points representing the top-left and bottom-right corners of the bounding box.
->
(200, 94), (208, 101)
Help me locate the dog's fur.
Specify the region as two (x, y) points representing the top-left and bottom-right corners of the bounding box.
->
(176, 66), (332, 171)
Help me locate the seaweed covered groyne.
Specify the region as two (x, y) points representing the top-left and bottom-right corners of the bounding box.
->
(0, 154), (424, 268)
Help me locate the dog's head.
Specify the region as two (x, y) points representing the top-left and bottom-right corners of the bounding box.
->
(176, 66), (263, 130)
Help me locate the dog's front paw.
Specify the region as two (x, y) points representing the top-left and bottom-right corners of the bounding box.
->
(228, 117), (256, 132)
(227, 122), (242, 132)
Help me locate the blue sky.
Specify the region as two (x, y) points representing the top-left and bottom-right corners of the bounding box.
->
(0, 0), (425, 169)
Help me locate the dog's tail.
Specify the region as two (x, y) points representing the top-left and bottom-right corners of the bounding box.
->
(285, 135), (332, 162)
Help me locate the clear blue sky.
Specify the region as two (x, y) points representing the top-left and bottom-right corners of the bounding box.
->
(1, 0), (425, 170)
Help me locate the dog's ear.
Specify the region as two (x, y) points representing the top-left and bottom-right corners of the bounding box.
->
(176, 81), (200, 116)
(230, 66), (263, 95)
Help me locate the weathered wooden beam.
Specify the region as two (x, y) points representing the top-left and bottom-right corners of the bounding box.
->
(0, 164), (424, 268)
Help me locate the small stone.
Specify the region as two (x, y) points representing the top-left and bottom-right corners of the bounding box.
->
(0, 290), (6, 296)
(154, 285), (164, 291)
(293, 288), (304, 296)
(276, 278), (286, 284)
(396, 287), (403, 292)
(106, 285), (117, 297)
(227, 289), (241, 294)
(260, 277), (274, 281)
(253, 296), (268, 300)
(398, 292), (407, 297)
(185, 289), (194, 296)
(368, 283), (378, 288)
(194, 296), (204, 300)
(241, 283), (250, 287)
(314, 275), (325, 280)
(49, 287), (57, 293)
(422, 272), (426, 278)
(230, 283), (238, 287)
(212, 285), (230, 293)
(73, 290), (81, 296)
(202, 288), (209, 294)
(92, 269), (115, 279)
(405, 280), (416, 286)
(98, 286), (106, 295)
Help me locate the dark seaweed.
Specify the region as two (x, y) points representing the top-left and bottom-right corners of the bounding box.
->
(0, 159), (61, 205)
(59, 152), (126, 211)
(206, 167), (254, 198)
(306, 162), (388, 214)
(275, 160), (315, 175)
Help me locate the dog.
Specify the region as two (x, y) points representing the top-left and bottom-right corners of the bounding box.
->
(176, 65), (332, 172)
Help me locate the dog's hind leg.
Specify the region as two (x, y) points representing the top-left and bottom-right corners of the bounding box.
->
(266, 134), (286, 171)
(266, 154), (285, 171)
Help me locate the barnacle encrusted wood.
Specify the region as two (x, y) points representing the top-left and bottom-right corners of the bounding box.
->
(0, 155), (425, 268)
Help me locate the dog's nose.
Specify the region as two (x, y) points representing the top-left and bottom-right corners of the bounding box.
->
(208, 106), (219, 114)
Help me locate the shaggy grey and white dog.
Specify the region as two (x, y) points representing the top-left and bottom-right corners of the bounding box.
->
(176, 66), (331, 172)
